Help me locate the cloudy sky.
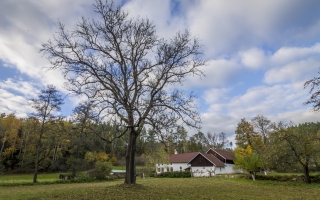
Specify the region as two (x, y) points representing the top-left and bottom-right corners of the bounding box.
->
(1, 0), (320, 141)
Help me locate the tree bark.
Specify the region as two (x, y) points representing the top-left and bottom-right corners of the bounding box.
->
(303, 164), (311, 184)
(33, 141), (40, 183)
(0, 140), (5, 159)
(33, 130), (43, 183)
(125, 128), (137, 184)
(72, 145), (79, 177)
(18, 130), (26, 157)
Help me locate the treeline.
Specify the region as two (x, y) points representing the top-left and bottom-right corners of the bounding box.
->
(234, 115), (320, 183)
(0, 113), (231, 174)
(0, 113), (123, 173)
(4, 85), (319, 184)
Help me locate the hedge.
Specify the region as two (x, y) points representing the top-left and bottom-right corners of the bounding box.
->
(156, 171), (191, 178)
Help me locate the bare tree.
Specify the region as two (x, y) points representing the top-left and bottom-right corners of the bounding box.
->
(30, 85), (64, 183)
(69, 101), (96, 177)
(304, 71), (320, 111)
(41, 0), (205, 184)
(218, 132), (230, 149)
(251, 115), (272, 144)
(206, 132), (230, 149)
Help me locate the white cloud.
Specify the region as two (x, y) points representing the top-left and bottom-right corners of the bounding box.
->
(1, 0), (320, 146)
(200, 82), (316, 140)
(0, 0), (95, 92)
(0, 79), (39, 117)
(184, 0), (320, 57)
(183, 59), (241, 89)
(0, 78), (39, 98)
(123, 0), (186, 39)
(264, 59), (320, 84)
(239, 48), (269, 69)
(202, 88), (231, 104)
(271, 43), (320, 65)
(0, 90), (32, 118)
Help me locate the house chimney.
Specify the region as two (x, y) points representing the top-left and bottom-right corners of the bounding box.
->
(174, 149), (178, 154)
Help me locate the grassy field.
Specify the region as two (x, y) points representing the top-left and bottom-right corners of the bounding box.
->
(1, 177), (320, 200)
(0, 173), (61, 183)
(0, 166), (146, 184)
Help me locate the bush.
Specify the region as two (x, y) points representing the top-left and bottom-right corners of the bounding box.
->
(157, 171), (191, 178)
(149, 170), (156, 177)
(0, 163), (5, 175)
(247, 174), (320, 183)
(89, 161), (112, 180)
(109, 157), (117, 166)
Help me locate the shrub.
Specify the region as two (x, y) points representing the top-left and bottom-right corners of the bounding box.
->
(109, 157), (117, 165)
(89, 161), (112, 180)
(157, 171), (191, 178)
(0, 163), (5, 175)
(85, 151), (109, 164)
(149, 170), (156, 177)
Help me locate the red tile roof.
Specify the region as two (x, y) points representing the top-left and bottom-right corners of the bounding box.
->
(208, 148), (235, 160)
(170, 152), (225, 167)
(170, 152), (198, 163)
(202, 153), (225, 167)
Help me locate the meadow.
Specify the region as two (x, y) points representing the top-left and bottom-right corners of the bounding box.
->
(1, 174), (320, 200)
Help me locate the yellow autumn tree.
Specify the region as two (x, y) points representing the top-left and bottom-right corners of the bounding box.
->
(84, 151), (116, 165)
(234, 145), (262, 181)
(0, 114), (22, 160)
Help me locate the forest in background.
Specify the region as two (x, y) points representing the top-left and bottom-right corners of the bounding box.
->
(1, 110), (320, 180)
(0, 111), (232, 174)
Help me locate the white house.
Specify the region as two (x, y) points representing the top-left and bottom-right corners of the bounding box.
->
(156, 147), (242, 177)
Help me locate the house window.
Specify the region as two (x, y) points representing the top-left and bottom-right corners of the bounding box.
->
(180, 166), (182, 172)
(170, 167), (173, 172)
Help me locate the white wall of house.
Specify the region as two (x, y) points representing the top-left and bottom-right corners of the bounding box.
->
(215, 164), (242, 174)
(155, 163), (190, 174)
(171, 163), (190, 172)
(155, 164), (170, 174)
(191, 165), (242, 176)
(156, 163), (242, 176)
(191, 166), (215, 177)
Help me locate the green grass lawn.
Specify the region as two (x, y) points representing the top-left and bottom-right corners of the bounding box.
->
(1, 177), (320, 200)
(0, 166), (145, 184)
(0, 173), (61, 183)
(262, 172), (320, 176)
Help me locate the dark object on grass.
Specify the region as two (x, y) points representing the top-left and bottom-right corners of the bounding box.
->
(59, 174), (68, 180)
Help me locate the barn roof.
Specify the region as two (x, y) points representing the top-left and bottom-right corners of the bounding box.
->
(201, 153), (225, 167)
(170, 152), (225, 167)
(207, 148), (235, 160)
(169, 152), (198, 163)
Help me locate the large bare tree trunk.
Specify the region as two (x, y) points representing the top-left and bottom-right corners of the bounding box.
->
(303, 164), (311, 184)
(33, 139), (41, 183)
(0, 140), (5, 159)
(125, 128), (137, 184)
(33, 128), (43, 183)
(41, 0), (204, 185)
(72, 145), (79, 177)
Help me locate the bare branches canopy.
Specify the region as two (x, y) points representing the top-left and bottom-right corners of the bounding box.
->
(304, 70), (320, 111)
(41, 0), (206, 184)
